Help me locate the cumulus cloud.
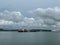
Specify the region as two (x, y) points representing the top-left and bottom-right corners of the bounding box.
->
(0, 10), (24, 22)
(0, 10), (35, 29)
(29, 7), (60, 29)
(1, 7), (60, 30)
(0, 20), (18, 29)
(0, 10), (24, 29)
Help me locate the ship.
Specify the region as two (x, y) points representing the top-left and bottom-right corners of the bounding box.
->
(18, 29), (52, 32)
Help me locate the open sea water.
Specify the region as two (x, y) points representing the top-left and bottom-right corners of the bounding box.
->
(0, 32), (60, 45)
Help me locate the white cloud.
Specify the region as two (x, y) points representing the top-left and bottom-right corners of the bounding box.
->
(1, 7), (60, 30)
(0, 20), (18, 29)
(0, 10), (24, 22)
(29, 7), (60, 29)
(0, 20), (14, 25)
(0, 10), (36, 29)
(0, 10), (24, 29)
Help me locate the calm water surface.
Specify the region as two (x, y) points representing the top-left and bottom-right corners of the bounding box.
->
(0, 32), (60, 45)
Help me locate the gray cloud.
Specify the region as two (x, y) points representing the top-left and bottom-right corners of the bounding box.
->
(0, 10), (49, 29)
(1, 7), (60, 30)
(29, 7), (60, 29)
(0, 10), (24, 22)
(0, 10), (35, 29)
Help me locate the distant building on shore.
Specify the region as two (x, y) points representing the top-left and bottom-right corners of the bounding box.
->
(52, 30), (60, 32)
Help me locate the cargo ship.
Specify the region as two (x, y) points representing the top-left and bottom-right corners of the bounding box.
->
(18, 29), (52, 32)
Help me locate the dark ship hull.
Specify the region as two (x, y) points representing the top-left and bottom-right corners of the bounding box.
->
(18, 29), (52, 32)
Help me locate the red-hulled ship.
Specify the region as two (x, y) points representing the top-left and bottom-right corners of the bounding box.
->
(18, 29), (30, 32)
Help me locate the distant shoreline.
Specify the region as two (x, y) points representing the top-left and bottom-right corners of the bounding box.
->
(0, 30), (17, 31)
(0, 29), (60, 32)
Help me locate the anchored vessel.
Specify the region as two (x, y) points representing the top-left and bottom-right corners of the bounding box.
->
(18, 29), (52, 32)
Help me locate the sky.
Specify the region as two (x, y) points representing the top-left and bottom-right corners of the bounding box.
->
(0, 0), (60, 30)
